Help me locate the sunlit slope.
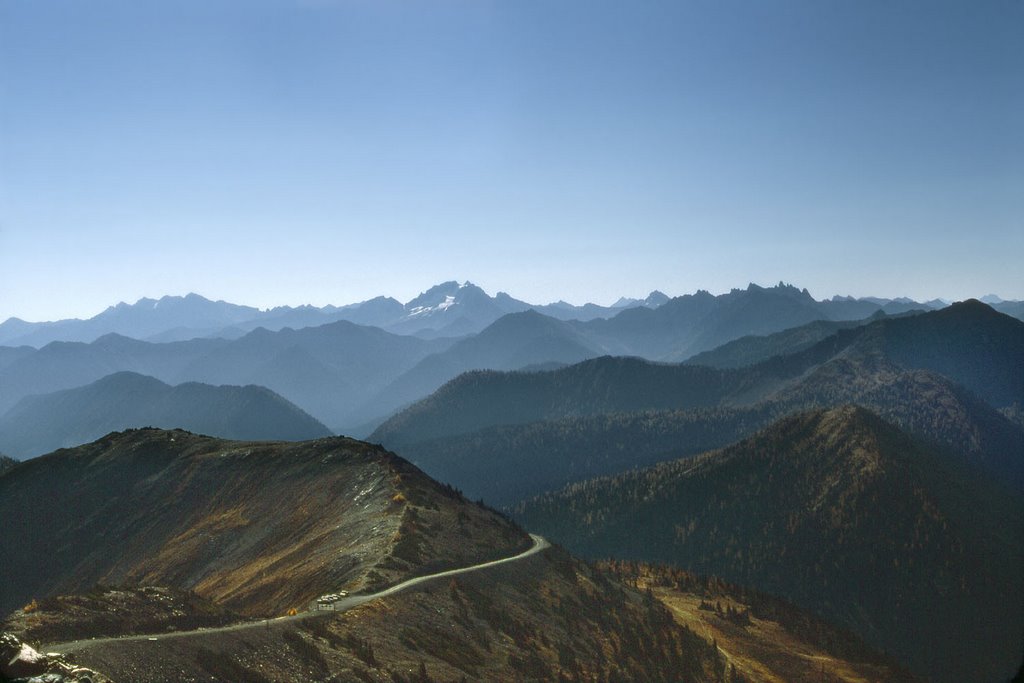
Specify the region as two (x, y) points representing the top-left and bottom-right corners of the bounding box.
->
(0, 429), (528, 617)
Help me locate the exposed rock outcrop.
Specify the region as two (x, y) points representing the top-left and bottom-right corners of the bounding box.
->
(1, 632), (112, 682)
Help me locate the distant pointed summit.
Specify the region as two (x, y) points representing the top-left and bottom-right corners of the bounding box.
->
(1, 282), (1020, 348)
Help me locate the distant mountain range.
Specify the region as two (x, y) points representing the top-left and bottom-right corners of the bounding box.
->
(0, 281), (670, 347)
(351, 310), (605, 425)
(513, 406), (1024, 683)
(3, 285), (1022, 458)
(0, 322), (452, 431)
(0, 371), (331, 458)
(4, 280), (1020, 349)
(372, 300), (1024, 503)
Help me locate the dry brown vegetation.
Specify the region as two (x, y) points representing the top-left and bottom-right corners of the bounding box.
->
(3, 586), (240, 645)
(600, 561), (919, 683)
(57, 548), (741, 683)
(0, 428), (528, 620)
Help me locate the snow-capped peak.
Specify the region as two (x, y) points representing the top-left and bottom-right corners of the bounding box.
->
(407, 294), (458, 318)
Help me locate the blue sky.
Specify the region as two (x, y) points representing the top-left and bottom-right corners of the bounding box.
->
(1, 0), (1021, 321)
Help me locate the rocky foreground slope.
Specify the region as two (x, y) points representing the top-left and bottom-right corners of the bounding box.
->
(1, 428), (936, 682)
(8, 547), (918, 683)
(0, 631), (111, 683)
(0, 430), (744, 682)
(0, 428), (528, 618)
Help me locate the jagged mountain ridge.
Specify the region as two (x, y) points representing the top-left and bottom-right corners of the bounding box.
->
(0, 281), (672, 347)
(0, 371), (333, 459)
(3, 293), (1019, 458)
(9, 280), (1013, 350)
(566, 282), (940, 362)
(513, 406), (1024, 683)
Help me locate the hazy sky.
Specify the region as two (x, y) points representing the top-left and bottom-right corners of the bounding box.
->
(1, 0), (1021, 322)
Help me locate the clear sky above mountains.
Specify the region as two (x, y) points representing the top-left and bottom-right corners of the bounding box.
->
(1, 0), (1020, 321)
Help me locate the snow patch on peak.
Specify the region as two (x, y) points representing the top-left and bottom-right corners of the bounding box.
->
(407, 295), (458, 318)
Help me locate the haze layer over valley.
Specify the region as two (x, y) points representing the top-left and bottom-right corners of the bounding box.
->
(2, 281), (1019, 458)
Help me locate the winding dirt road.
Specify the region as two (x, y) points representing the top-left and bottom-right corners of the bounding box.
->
(48, 533), (550, 654)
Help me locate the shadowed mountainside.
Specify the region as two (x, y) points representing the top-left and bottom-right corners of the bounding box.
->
(353, 310), (605, 426)
(513, 407), (1024, 683)
(371, 356), (737, 449)
(682, 314), (887, 368)
(569, 282), (942, 362)
(372, 301), (1024, 503)
(375, 300), (1022, 445)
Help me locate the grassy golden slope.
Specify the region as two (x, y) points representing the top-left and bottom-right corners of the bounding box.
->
(603, 563), (919, 683)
